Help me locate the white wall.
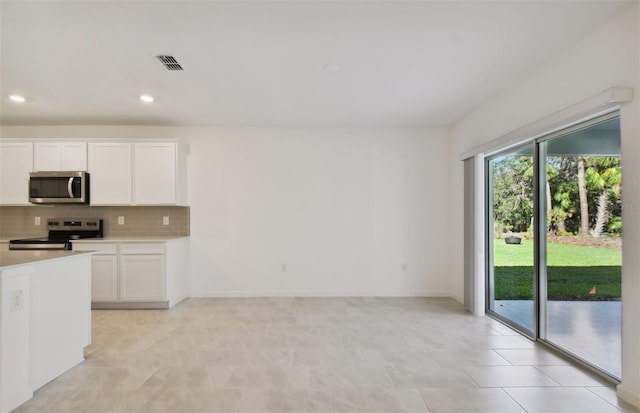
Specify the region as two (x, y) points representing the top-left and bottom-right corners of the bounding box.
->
(187, 127), (450, 296)
(0, 125), (451, 297)
(449, 4), (640, 407)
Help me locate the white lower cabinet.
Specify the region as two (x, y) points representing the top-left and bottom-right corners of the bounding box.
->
(120, 255), (165, 301)
(91, 255), (118, 302)
(72, 238), (189, 309)
(75, 242), (118, 302)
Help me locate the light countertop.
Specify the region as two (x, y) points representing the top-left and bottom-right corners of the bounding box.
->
(1, 236), (188, 244)
(0, 250), (94, 270)
(71, 236), (189, 243)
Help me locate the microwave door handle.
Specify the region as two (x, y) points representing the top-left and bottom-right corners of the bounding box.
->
(67, 177), (75, 198)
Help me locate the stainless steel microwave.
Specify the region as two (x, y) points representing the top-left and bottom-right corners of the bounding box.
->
(29, 171), (90, 204)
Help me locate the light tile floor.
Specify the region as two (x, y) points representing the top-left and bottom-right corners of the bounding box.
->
(14, 297), (640, 413)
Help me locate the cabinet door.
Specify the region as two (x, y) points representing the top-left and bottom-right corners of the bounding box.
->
(0, 143), (33, 205)
(73, 242), (119, 302)
(119, 254), (165, 301)
(88, 143), (132, 205)
(61, 142), (87, 170)
(34, 142), (87, 171)
(134, 143), (176, 204)
(34, 142), (62, 171)
(90, 255), (119, 302)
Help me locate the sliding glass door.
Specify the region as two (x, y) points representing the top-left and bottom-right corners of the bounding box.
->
(538, 116), (622, 379)
(486, 113), (622, 379)
(486, 144), (535, 336)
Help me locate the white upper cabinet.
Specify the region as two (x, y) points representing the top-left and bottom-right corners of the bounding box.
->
(88, 142), (132, 205)
(34, 142), (87, 171)
(0, 142), (33, 205)
(134, 143), (177, 205)
(1, 139), (187, 206)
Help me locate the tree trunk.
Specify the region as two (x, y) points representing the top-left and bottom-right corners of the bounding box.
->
(546, 181), (552, 231)
(577, 157), (589, 236)
(591, 190), (608, 238)
(557, 218), (567, 234)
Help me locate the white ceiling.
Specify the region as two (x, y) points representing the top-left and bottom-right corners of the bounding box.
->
(0, 1), (632, 127)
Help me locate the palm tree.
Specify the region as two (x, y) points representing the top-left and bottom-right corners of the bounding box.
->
(577, 157), (589, 236)
(547, 157), (578, 235)
(585, 157), (621, 238)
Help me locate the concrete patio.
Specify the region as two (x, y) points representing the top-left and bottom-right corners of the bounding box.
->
(494, 300), (621, 378)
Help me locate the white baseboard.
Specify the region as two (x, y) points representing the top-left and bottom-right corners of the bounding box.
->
(188, 290), (454, 298)
(617, 384), (640, 409)
(450, 293), (464, 305)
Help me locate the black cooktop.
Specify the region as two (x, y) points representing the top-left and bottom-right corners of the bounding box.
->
(9, 218), (104, 250)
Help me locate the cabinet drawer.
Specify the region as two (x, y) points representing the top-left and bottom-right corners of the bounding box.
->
(73, 242), (117, 254)
(120, 243), (165, 255)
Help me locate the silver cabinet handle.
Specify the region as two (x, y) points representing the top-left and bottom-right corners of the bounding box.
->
(68, 177), (74, 198)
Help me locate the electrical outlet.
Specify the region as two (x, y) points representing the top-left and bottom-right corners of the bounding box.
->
(163, 216), (170, 225)
(10, 290), (24, 311)
(35, 216), (41, 225)
(118, 216), (124, 225)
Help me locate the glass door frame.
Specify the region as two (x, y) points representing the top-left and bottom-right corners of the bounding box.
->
(535, 111), (622, 382)
(485, 110), (622, 382)
(485, 141), (538, 339)
(534, 141), (545, 342)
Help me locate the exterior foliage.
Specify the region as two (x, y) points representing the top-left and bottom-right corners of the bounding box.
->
(492, 155), (621, 237)
(491, 156), (534, 233)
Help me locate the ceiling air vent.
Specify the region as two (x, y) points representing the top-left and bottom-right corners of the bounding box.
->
(156, 55), (184, 71)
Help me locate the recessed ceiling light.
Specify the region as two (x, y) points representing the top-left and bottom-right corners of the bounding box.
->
(323, 64), (339, 73)
(9, 94), (26, 103)
(139, 94), (154, 103)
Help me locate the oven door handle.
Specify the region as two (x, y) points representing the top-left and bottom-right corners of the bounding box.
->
(67, 177), (75, 198)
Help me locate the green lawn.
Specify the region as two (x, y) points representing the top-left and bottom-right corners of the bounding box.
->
(493, 239), (621, 301)
(493, 239), (621, 266)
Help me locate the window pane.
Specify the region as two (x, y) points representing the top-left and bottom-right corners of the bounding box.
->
(487, 145), (535, 335)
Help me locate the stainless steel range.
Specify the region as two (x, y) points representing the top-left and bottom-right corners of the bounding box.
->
(9, 218), (103, 250)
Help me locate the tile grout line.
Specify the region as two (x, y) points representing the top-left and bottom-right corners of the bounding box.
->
(415, 388), (432, 413)
(500, 387), (531, 413)
(490, 348), (514, 366)
(584, 386), (628, 412)
(532, 365), (565, 387)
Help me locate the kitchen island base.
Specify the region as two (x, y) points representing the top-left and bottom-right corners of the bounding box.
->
(0, 252), (92, 413)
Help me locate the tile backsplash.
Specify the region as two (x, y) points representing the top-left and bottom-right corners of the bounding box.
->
(0, 205), (189, 238)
